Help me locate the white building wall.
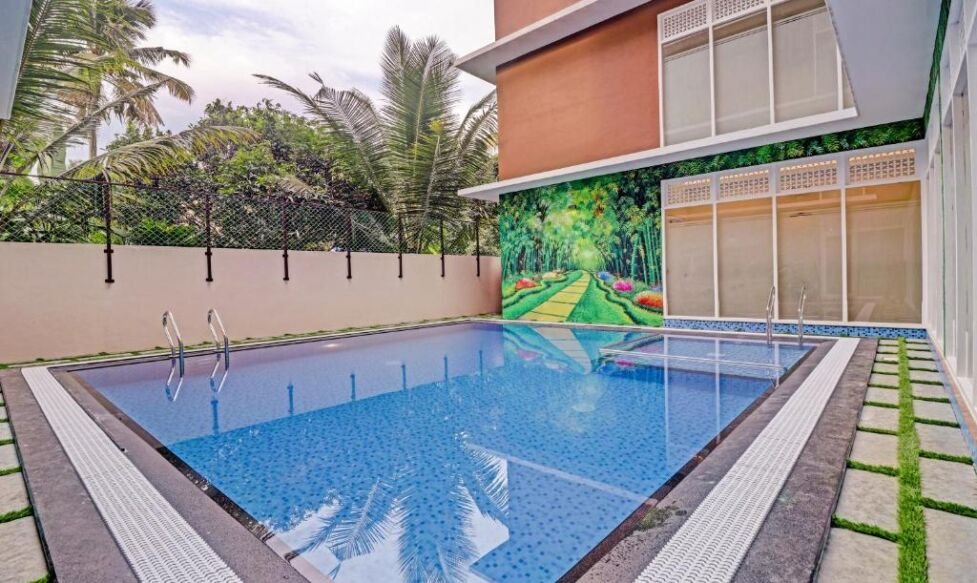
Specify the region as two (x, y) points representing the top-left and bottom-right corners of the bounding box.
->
(923, 0), (977, 419)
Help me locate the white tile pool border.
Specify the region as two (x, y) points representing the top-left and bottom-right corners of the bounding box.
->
(22, 366), (241, 583)
(633, 338), (860, 583)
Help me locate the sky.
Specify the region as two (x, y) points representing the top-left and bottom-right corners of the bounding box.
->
(81, 0), (496, 158)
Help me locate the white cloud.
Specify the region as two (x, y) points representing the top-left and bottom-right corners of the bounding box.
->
(86, 0), (496, 158)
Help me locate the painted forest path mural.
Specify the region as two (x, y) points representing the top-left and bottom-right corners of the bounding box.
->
(520, 272), (592, 322)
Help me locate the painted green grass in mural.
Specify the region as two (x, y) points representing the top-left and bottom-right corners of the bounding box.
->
(503, 271), (583, 319)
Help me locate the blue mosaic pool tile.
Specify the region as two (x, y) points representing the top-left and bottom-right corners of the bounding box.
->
(663, 319), (927, 340)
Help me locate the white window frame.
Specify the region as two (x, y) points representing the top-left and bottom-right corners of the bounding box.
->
(661, 141), (925, 326)
(658, 0), (852, 147)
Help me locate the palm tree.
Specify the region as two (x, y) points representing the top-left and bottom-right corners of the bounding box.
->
(256, 26), (497, 253)
(0, 0), (253, 184)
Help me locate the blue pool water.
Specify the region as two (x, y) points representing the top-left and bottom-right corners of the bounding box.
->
(78, 323), (812, 583)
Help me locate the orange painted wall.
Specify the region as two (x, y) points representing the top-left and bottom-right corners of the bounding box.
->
(494, 0), (579, 38)
(496, 0), (689, 180)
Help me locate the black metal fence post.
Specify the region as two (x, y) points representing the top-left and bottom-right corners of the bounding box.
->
(205, 190), (214, 282)
(346, 209), (353, 279)
(440, 217), (445, 278)
(281, 197), (290, 281)
(99, 175), (114, 283)
(475, 216), (481, 277)
(397, 216), (404, 279)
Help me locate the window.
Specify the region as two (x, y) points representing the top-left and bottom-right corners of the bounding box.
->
(659, 0), (850, 146)
(717, 198), (773, 317)
(846, 182), (921, 323)
(777, 191), (842, 321)
(772, 0), (840, 121)
(714, 13), (770, 134)
(663, 32), (712, 145)
(666, 205), (715, 316)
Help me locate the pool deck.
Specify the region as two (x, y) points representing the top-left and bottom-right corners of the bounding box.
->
(2, 320), (976, 583)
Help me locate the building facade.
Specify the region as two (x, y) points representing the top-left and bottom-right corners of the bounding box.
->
(457, 0), (977, 418)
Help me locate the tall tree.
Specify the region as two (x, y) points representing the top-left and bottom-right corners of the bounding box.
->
(0, 0), (252, 184)
(257, 26), (497, 252)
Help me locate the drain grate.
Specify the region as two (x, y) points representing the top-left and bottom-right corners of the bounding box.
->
(634, 338), (859, 583)
(23, 367), (241, 583)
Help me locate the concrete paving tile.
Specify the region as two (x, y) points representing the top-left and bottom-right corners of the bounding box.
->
(850, 431), (898, 468)
(0, 423), (10, 442)
(920, 458), (977, 509)
(910, 370), (942, 384)
(835, 469), (899, 532)
(0, 445), (17, 471)
(866, 387), (899, 405)
(913, 384), (948, 400)
(909, 360), (938, 372)
(877, 346), (899, 354)
(875, 354), (899, 364)
(917, 424), (973, 458)
(869, 373), (900, 388)
(914, 401), (957, 423)
(817, 528), (898, 583)
(878, 339), (899, 346)
(0, 517), (47, 583)
(925, 508), (977, 583)
(907, 349), (935, 360)
(860, 406), (900, 432)
(0, 473), (29, 515)
(872, 362), (900, 375)
(0, 406), (6, 420)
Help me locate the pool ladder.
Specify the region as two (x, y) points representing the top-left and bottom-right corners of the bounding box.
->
(162, 311), (185, 376)
(208, 308), (230, 366)
(162, 309), (231, 378)
(797, 286), (807, 346)
(765, 285), (776, 346)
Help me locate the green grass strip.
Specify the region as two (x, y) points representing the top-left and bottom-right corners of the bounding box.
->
(0, 506), (32, 524)
(0, 466), (21, 477)
(29, 574), (50, 583)
(865, 401), (900, 409)
(896, 338), (928, 582)
(858, 425), (899, 436)
(921, 497), (977, 519)
(914, 417), (959, 428)
(914, 396), (950, 404)
(919, 450), (974, 465)
(831, 515), (900, 542)
(847, 459), (899, 477)
(0, 439), (12, 447)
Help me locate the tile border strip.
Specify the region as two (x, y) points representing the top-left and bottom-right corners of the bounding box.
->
(665, 318), (927, 339)
(634, 338), (860, 582)
(21, 367), (241, 583)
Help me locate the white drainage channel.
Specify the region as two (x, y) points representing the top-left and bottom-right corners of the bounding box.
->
(22, 367), (241, 583)
(634, 338), (859, 583)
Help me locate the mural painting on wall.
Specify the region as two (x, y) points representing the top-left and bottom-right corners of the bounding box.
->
(499, 174), (664, 326)
(496, 119), (925, 327)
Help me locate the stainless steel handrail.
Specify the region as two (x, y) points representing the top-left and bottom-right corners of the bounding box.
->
(207, 308), (230, 365)
(765, 285), (777, 345)
(797, 285), (808, 346)
(162, 311), (185, 376)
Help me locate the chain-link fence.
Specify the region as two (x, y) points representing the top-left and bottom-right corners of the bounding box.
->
(0, 173), (496, 280)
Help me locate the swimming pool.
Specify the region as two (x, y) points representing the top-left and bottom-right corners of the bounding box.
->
(76, 322), (813, 582)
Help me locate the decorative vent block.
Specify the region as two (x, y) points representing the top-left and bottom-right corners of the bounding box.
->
(778, 160), (838, 192)
(667, 178), (713, 207)
(718, 170), (770, 200)
(661, 0), (709, 42)
(847, 149), (917, 184)
(712, 0), (765, 22)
